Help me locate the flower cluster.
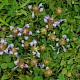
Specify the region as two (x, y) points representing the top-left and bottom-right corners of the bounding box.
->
(0, 3), (71, 78)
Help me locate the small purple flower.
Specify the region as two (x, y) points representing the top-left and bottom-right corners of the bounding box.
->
(29, 31), (32, 35)
(40, 64), (44, 68)
(17, 32), (22, 36)
(14, 60), (19, 65)
(45, 25), (48, 28)
(24, 36), (28, 40)
(9, 51), (13, 54)
(59, 19), (65, 22)
(8, 44), (14, 48)
(56, 38), (59, 41)
(14, 52), (18, 56)
(62, 35), (67, 39)
(12, 66), (18, 70)
(36, 52), (40, 58)
(40, 8), (43, 12)
(39, 3), (43, 7)
(7, 34), (13, 38)
(10, 26), (14, 30)
(32, 12), (35, 18)
(21, 40), (24, 43)
(32, 39), (37, 45)
(30, 42), (34, 46)
(4, 48), (8, 54)
(44, 16), (50, 23)
(25, 24), (30, 28)
(24, 64), (28, 68)
(17, 28), (22, 32)
(66, 38), (70, 42)
(53, 21), (60, 27)
(28, 5), (32, 9)
(36, 30), (40, 33)
(0, 39), (7, 45)
(56, 43), (59, 47)
(46, 67), (49, 70)
(0, 51), (3, 55)
(21, 44), (24, 47)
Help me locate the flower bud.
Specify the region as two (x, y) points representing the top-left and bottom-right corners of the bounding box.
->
(0, 43), (6, 51)
(23, 28), (29, 36)
(41, 28), (47, 34)
(12, 28), (18, 35)
(59, 38), (66, 45)
(44, 69), (53, 77)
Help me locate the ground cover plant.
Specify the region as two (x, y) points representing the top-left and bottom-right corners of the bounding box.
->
(0, 0), (80, 80)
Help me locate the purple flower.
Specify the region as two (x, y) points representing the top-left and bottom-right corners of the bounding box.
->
(14, 60), (19, 65)
(45, 25), (48, 28)
(0, 39), (7, 45)
(21, 44), (24, 47)
(32, 39), (37, 45)
(17, 32), (22, 36)
(30, 42), (34, 46)
(46, 67), (49, 70)
(0, 51), (3, 55)
(40, 8), (43, 12)
(7, 34), (13, 38)
(28, 5), (32, 9)
(36, 30), (40, 33)
(32, 12), (35, 18)
(12, 66), (18, 70)
(10, 26), (14, 30)
(24, 36), (28, 40)
(62, 35), (67, 39)
(57, 48), (60, 54)
(29, 31), (32, 35)
(21, 40), (24, 43)
(8, 44), (14, 48)
(17, 28), (22, 32)
(66, 38), (70, 42)
(32, 51), (36, 55)
(36, 52), (40, 58)
(25, 24), (30, 28)
(39, 3), (43, 7)
(62, 46), (67, 52)
(4, 48), (8, 54)
(24, 64), (28, 68)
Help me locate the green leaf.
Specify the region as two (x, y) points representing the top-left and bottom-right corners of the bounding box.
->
(60, 60), (66, 66)
(18, 74), (26, 80)
(8, 62), (14, 68)
(1, 63), (8, 69)
(1, 75), (9, 80)
(20, 0), (30, 8)
(33, 67), (40, 76)
(59, 73), (65, 80)
(0, 0), (8, 10)
(0, 18), (9, 26)
(67, 59), (73, 65)
(5, 55), (11, 63)
(33, 76), (43, 80)
(26, 76), (32, 80)
(62, 68), (67, 74)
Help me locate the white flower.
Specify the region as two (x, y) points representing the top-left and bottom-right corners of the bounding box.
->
(28, 5), (32, 9)
(32, 12), (35, 18)
(45, 25), (48, 28)
(32, 51), (36, 55)
(67, 45), (70, 48)
(62, 46), (67, 52)
(14, 52), (18, 56)
(0, 51), (3, 55)
(56, 43), (59, 47)
(57, 48), (60, 54)
(36, 30), (40, 33)
(40, 64), (44, 68)
(17, 32), (22, 36)
(40, 8), (43, 12)
(14, 60), (19, 65)
(24, 36), (28, 40)
(56, 38), (59, 41)
(66, 38), (70, 42)
(6, 34), (13, 38)
(10, 26), (14, 30)
(29, 31), (32, 35)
